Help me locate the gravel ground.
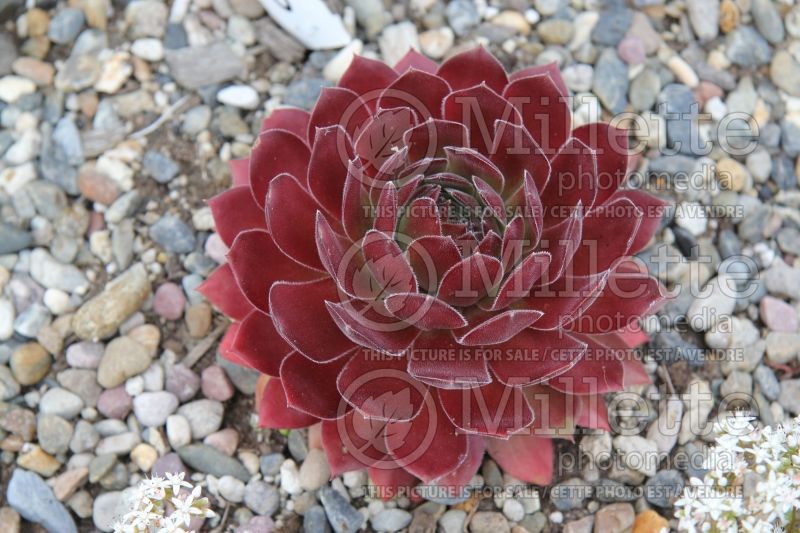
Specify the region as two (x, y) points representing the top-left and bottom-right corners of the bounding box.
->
(1, 0), (800, 531)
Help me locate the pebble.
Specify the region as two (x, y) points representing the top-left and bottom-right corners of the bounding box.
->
(725, 26), (772, 67)
(165, 41), (244, 89)
(201, 364), (235, 401)
(73, 263), (151, 340)
(379, 22), (419, 67)
(153, 282), (185, 319)
(687, 275), (736, 331)
(281, 459), (302, 494)
(7, 468), (77, 533)
(166, 414), (192, 448)
(644, 470), (684, 508)
(687, 0), (719, 41)
(97, 336), (152, 388)
(305, 505), (332, 533)
(752, 0), (785, 44)
(40, 387), (85, 419)
(219, 475), (246, 503)
(469, 511), (510, 533)
(96, 431), (141, 455)
(613, 436), (659, 476)
(299, 448), (331, 491)
(131, 38), (164, 62)
(97, 387), (133, 419)
(177, 443), (250, 481)
(372, 509), (413, 532)
(66, 341), (104, 369)
(771, 51), (800, 97)
(760, 296), (798, 332)
(131, 443), (158, 471)
(320, 485), (365, 533)
(30, 248), (88, 293)
(38, 414), (74, 455)
(92, 491), (125, 532)
(502, 499), (525, 522)
(244, 480), (280, 516)
(150, 214), (196, 254)
(142, 151), (180, 184)
(204, 428), (239, 455)
(166, 364), (200, 401)
(763, 260), (800, 300)
(185, 302), (212, 337)
(177, 399), (223, 438)
(592, 49), (628, 114)
(10, 342), (50, 385)
(779, 379), (800, 414)
(48, 8), (85, 45)
(132, 391), (178, 427)
(440, 509), (467, 533)
(446, 0), (480, 36)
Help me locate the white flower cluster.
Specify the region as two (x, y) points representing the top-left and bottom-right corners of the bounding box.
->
(113, 472), (217, 533)
(675, 412), (800, 532)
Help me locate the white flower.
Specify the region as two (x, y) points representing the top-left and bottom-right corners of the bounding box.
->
(165, 472), (192, 497)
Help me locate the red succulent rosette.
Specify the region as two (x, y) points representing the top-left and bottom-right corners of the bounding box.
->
(201, 48), (667, 493)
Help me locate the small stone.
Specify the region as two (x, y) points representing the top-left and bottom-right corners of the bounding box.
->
(216, 84), (260, 110)
(166, 364), (200, 401)
(97, 336), (152, 388)
(219, 475), (246, 503)
(469, 512), (510, 533)
(644, 470), (684, 508)
(771, 51), (800, 97)
(725, 26), (771, 68)
(165, 42), (244, 89)
(280, 459), (302, 494)
(319, 485), (364, 533)
(66, 341), (103, 369)
(617, 36), (645, 65)
(632, 510), (668, 533)
(132, 391), (178, 427)
(177, 444), (250, 481)
(766, 332), (800, 363)
(125, 0), (167, 38)
(299, 448), (331, 491)
(244, 480), (280, 516)
(12, 57), (54, 85)
(48, 8), (85, 44)
(760, 296), (798, 332)
(613, 436), (659, 476)
(96, 432), (141, 455)
(372, 509), (412, 532)
(201, 364), (234, 401)
(687, 275), (736, 331)
(30, 248), (88, 293)
(17, 446), (62, 477)
(592, 49), (628, 114)
(38, 414), (74, 455)
(716, 157), (750, 192)
(166, 414), (192, 448)
(153, 282), (185, 320)
(177, 399), (223, 438)
(51, 467), (88, 501)
(92, 491), (125, 532)
(752, 0), (784, 44)
(687, 0), (719, 41)
(204, 428), (239, 455)
(40, 388), (84, 419)
(143, 151), (180, 184)
(779, 379), (800, 414)
(446, 0), (480, 36)
(150, 215), (196, 254)
(95, 52), (132, 93)
(7, 469), (77, 533)
(97, 387), (132, 419)
(305, 505), (332, 533)
(440, 510), (467, 533)
(419, 28), (453, 59)
(10, 342), (50, 385)
(131, 38), (164, 62)
(131, 443), (158, 471)
(502, 499), (525, 522)
(538, 19), (573, 45)
(185, 303), (212, 337)
(719, 0), (739, 33)
(73, 263), (151, 341)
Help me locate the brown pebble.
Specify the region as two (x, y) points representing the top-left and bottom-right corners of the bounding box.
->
(10, 342), (51, 386)
(26, 8), (50, 37)
(719, 0), (740, 33)
(12, 57), (54, 86)
(78, 166), (120, 205)
(185, 303), (212, 338)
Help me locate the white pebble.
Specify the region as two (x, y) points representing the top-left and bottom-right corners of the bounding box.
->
(217, 85), (260, 110)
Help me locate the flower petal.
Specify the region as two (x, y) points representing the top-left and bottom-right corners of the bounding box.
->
(308, 125), (355, 218)
(281, 350), (351, 419)
(572, 123), (629, 205)
(437, 254), (502, 307)
(208, 186), (267, 247)
(490, 121), (550, 197)
(437, 47), (509, 94)
(394, 49), (438, 74)
(525, 272), (608, 330)
(316, 213), (374, 299)
(361, 229), (417, 294)
(385, 398), (468, 483)
(379, 70), (450, 120)
(258, 378), (318, 429)
(438, 381), (534, 437)
(455, 309), (544, 346)
(407, 331), (491, 388)
(443, 84), (521, 156)
(398, 197), (442, 240)
(231, 309), (293, 377)
(355, 108), (417, 175)
(406, 235), (462, 292)
(503, 74), (570, 155)
(487, 434), (554, 485)
(490, 251), (551, 310)
(540, 138), (598, 224)
(250, 129), (309, 208)
(228, 229), (322, 311)
(404, 119), (469, 160)
(384, 292), (468, 330)
(342, 161), (374, 242)
(322, 409), (390, 472)
(368, 465), (419, 500)
(339, 55), (399, 104)
(568, 197), (642, 277)
(197, 264), (253, 320)
(337, 348), (428, 421)
(546, 335), (625, 395)
(269, 278), (356, 362)
(373, 182), (400, 236)
(426, 435), (486, 489)
(326, 299), (420, 356)
(537, 204), (583, 285)
(308, 87), (371, 144)
(604, 189), (668, 253)
(510, 62), (568, 96)
(262, 107), (311, 139)
(489, 329), (587, 386)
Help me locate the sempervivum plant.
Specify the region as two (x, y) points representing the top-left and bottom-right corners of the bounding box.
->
(201, 47), (667, 493)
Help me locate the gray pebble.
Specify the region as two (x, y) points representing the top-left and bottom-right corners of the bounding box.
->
(177, 444), (250, 481)
(7, 468), (77, 533)
(644, 469), (684, 508)
(244, 480), (280, 516)
(143, 151), (180, 183)
(150, 215), (196, 254)
(593, 49), (628, 114)
(48, 8), (85, 45)
(319, 486), (364, 533)
(726, 26), (772, 68)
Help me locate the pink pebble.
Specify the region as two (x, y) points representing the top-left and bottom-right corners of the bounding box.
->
(203, 428), (239, 456)
(205, 233), (228, 264)
(153, 282), (186, 320)
(97, 386), (133, 419)
(201, 364), (235, 401)
(617, 36), (646, 65)
(760, 296), (799, 332)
